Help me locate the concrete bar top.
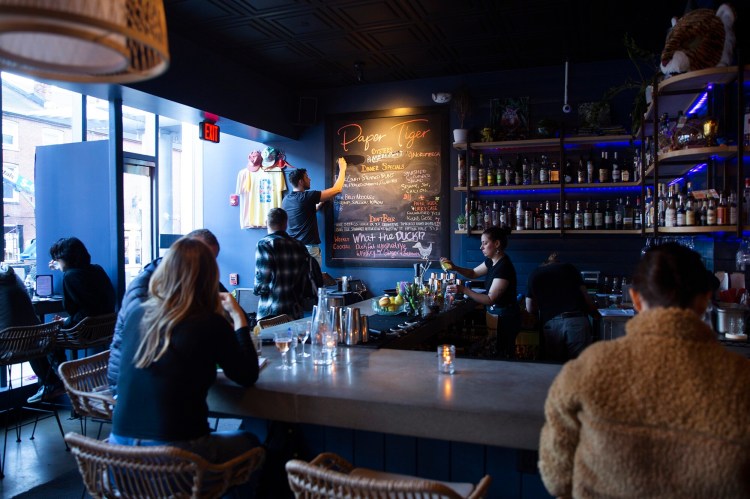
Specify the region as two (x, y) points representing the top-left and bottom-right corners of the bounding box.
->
(208, 347), (562, 451)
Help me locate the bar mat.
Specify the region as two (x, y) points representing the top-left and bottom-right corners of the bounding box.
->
(366, 313), (412, 333)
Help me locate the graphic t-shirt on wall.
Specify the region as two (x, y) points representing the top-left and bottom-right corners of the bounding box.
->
(236, 168), (287, 229)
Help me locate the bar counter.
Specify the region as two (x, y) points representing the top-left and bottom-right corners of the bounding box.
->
(208, 347), (562, 451)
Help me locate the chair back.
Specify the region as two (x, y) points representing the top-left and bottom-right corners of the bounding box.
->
(65, 432), (265, 499)
(57, 313), (117, 350)
(0, 321), (60, 366)
(58, 350), (116, 420)
(286, 452), (492, 499)
(257, 314), (293, 329)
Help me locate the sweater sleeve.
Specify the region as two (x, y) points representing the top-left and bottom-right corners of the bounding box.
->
(216, 324), (259, 387)
(538, 362), (582, 498)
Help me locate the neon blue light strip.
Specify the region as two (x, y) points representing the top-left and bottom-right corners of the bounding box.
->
(686, 91), (708, 115)
(688, 163), (707, 175)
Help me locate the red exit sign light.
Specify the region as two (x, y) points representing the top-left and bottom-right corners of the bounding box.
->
(199, 121), (220, 143)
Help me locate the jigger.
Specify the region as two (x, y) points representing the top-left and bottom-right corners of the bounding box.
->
(343, 307), (361, 345)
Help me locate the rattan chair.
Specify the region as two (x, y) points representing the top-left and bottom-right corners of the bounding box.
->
(57, 313), (117, 358)
(58, 350), (116, 439)
(0, 320), (66, 478)
(286, 452), (492, 499)
(65, 431), (266, 499)
(257, 314), (293, 329)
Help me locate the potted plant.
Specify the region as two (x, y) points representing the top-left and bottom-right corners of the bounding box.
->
(452, 84), (471, 143)
(456, 213), (467, 231)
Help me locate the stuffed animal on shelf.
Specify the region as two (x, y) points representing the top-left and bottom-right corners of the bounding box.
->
(660, 3), (735, 76)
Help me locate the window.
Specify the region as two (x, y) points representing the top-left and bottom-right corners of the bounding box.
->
(2, 119), (19, 150)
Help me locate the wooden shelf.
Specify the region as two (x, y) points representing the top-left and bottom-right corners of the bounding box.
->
(563, 134), (636, 145)
(454, 181), (641, 192)
(456, 229), (643, 235)
(643, 146), (738, 178)
(565, 229), (643, 235)
(647, 225), (739, 234)
(467, 138), (560, 150)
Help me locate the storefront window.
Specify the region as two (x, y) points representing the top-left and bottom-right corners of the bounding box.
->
(86, 96), (109, 141)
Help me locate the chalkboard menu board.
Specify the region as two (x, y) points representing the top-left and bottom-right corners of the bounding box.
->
(325, 107), (449, 267)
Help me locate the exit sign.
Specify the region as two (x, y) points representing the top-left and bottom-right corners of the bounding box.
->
(199, 121), (220, 143)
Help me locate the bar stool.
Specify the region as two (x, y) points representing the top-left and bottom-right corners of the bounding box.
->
(286, 452), (492, 499)
(58, 350), (116, 439)
(66, 431), (266, 499)
(0, 320), (67, 479)
(56, 312), (117, 359)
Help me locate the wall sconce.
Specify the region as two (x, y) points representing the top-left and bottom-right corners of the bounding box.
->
(0, 0), (170, 83)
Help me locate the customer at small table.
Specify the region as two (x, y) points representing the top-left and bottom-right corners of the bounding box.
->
(111, 237), (261, 491)
(526, 252), (600, 361)
(108, 228), (226, 395)
(282, 157), (347, 267)
(254, 207), (313, 320)
(441, 226), (519, 358)
(49, 236), (115, 327)
(539, 243), (750, 497)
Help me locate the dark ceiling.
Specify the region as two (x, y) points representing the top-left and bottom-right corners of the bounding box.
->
(162, 0), (711, 90)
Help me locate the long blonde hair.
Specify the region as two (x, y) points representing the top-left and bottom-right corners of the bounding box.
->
(134, 237), (220, 368)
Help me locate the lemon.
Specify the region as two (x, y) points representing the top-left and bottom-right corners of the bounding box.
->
(393, 295), (404, 306)
(378, 296), (390, 307)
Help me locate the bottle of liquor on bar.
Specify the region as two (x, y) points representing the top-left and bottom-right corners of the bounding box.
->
(563, 200), (573, 229)
(665, 187), (677, 227)
(469, 152), (479, 187)
(620, 154), (630, 182)
(604, 200), (614, 230)
(469, 200), (478, 230)
(505, 159), (515, 186)
(563, 159), (573, 184)
(583, 201), (593, 230)
(499, 201), (507, 227)
(610, 152), (620, 182)
(554, 202), (561, 229)
(615, 197), (624, 230)
(598, 151), (609, 183)
(549, 157), (560, 184)
(476, 200), (485, 231)
(586, 157), (595, 184)
(593, 202), (604, 230)
(524, 203), (533, 230)
(530, 157), (540, 185)
(522, 156), (531, 185)
(685, 193), (695, 226)
(544, 200), (553, 229)
(657, 184), (666, 227)
(744, 178), (750, 224)
(534, 205), (543, 230)
(729, 190), (738, 225)
(491, 200), (500, 227)
(484, 201), (492, 229)
(716, 192), (727, 225)
(645, 187), (654, 227)
(496, 157), (505, 186)
(676, 195), (686, 226)
(486, 157), (495, 186)
(623, 197), (634, 230)
(539, 157), (549, 184)
(577, 158), (585, 184)
(744, 106), (750, 146)
(515, 156), (524, 186)
(634, 196), (643, 229)
(457, 152), (466, 187)
(573, 201), (583, 229)
(477, 154), (486, 187)
(699, 199), (708, 226)
(516, 200), (524, 231)
(706, 198), (717, 226)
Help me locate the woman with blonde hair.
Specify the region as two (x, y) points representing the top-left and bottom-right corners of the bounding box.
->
(110, 237), (260, 471)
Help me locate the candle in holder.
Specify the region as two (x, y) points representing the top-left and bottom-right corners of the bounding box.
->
(438, 344), (455, 374)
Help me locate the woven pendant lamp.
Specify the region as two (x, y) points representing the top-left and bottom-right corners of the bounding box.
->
(0, 0), (169, 83)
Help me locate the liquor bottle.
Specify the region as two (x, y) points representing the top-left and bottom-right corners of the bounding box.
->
(593, 202), (604, 230)
(553, 202), (561, 229)
(524, 203), (533, 230)
(685, 193), (695, 226)
(476, 200), (485, 231)
(457, 152), (466, 187)
(539, 157), (549, 184)
(522, 156), (531, 185)
(716, 192), (727, 225)
(657, 184), (666, 227)
(505, 159), (515, 186)
(729, 190), (738, 225)
(544, 200), (553, 229)
(620, 154), (630, 182)
(573, 201), (583, 229)
(577, 159), (586, 184)
(563, 159), (573, 184)
(615, 197), (624, 230)
(469, 152), (479, 187)
(491, 200), (500, 227)
(634, 196), (643, 229)
(676, 196), (686, 226)
(699, 199), (708, 226)
(744, 178), (750, 224)
(744, 106), (750, 146)
(706, 198), (717, 226)
(477, 154), (486, 187)
(530, 157), (540, 185)
(496, 157), (505, 186)
(515, 200), (524, 231)
(586, 157), (595, 184)
(645, 187), (654, 228)
(484, 201), (492, 229)
(623, 197), (634, 230)
(563, 201), (573, 229)
(598, 151), (609, 183)
(665, 188), (677, 227)
(486, 157), (495, 186)
(611, 152), (620, 182)
(604, 200), (614, 230)
(549, 157), (560, 183)
(583, 201), (593, 230)
(534, 205), (543, 230)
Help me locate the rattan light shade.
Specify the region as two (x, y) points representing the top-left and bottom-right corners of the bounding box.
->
(0, 0), (169, 83)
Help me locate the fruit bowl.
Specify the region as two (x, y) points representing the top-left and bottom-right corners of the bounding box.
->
(371, 298), (406, 315)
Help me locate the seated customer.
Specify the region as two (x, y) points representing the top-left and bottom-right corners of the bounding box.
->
(526, 252), (600, 361)
(111, 237), (260, 487)
(49, 237), (115, 327)
(108, 228), (226, 395)
(539, 243), (750, 497)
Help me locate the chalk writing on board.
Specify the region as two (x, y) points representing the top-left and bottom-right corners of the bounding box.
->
(325, 107), (448, 266)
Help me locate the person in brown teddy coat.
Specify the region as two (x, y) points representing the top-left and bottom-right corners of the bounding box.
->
(539, 242), (750, 498)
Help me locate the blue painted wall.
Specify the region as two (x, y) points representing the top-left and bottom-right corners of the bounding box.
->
(205, 59), (648, 297)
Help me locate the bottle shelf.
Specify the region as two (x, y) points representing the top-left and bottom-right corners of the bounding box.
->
(455, 228), (643, 235)
(643, 146), (738, 178)
(645, 225), (739, 234)
(454, 181), (641, 192)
